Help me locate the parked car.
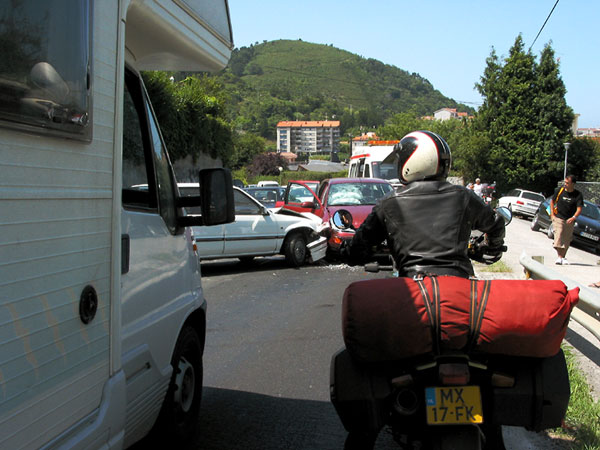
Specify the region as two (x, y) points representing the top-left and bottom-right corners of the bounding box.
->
(282, 178), (394, 256)
(257, 180), (280, 187)
(243, 186), (285, 209)
(497, 188), (545, 218)
(531, 198), (600, 253)
(179, 184), (327, 266)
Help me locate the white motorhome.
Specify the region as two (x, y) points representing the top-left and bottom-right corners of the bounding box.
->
(348, 140), (401, 186)
(0, 1), (234, 449)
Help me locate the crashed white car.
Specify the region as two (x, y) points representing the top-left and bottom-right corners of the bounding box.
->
(179, 184), (327, 267)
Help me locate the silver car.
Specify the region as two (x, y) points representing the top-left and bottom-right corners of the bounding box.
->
(497, 188), (545, 218)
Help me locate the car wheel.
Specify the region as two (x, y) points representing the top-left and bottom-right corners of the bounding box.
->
(530, 214), (541, 231)
(547, 223), (554, 240)
(284, 232), (307, 267)
(153, 325), (203, 445)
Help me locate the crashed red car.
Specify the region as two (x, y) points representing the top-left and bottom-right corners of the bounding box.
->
(282, 177), (394, 256)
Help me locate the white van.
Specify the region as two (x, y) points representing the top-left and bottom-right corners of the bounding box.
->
(0, 1), (234, 449)
(348, 141), (401, 187)
(257, 180), (280, 187)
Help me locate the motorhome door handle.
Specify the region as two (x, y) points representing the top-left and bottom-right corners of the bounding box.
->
(122, 234), (130, 274)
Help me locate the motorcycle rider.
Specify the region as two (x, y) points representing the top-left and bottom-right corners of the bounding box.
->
(341, 130), (506, 277)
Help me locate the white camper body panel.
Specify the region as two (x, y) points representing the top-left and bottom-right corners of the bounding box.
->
(0, 0), (233, 449)
(0, 5), (118, 449)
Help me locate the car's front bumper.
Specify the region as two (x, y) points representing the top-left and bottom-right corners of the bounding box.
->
(307, 236), (328, 262)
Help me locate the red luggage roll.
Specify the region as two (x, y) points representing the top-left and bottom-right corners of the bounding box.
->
(342, 276), (579, 362)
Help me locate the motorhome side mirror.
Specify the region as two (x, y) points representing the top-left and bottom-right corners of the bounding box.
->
(200, 168), (235, 225)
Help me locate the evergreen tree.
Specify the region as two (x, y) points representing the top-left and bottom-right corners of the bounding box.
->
(535, 43), (575, 183)
(475, 36), (574, 194)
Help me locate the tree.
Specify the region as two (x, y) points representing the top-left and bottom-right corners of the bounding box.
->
(248, 153), (288, 177)
(475, 36), (574, 194)
(534, 43), (575, 182)
(142, 72), (234, 166)
(229, 132), (266, 170)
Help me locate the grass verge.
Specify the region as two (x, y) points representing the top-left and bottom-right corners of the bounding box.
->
(552, 345), (600, 449)
(473, 260), (513, 273)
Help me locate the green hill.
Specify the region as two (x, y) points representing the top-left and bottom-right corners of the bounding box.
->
(211, 39), (474, 139)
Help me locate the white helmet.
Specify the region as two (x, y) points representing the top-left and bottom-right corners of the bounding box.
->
(394, 130), (451, 183)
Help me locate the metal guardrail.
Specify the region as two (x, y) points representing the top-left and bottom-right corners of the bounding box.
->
(520, 251), (600, 342)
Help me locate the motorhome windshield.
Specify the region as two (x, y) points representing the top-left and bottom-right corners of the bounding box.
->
(0, 1), (92, 140)
(372, 162), (398, 181)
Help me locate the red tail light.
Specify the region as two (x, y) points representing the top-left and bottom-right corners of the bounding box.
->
(516, 200), (524, 205)
(438, 363), (470, 385)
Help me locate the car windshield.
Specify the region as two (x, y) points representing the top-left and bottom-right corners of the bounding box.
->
(522, 192), (545, 202)
(327, 182), (393, 206)
(582, 202), (600, 220)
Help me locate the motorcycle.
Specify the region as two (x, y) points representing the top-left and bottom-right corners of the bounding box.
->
(329, 207), (572, 450)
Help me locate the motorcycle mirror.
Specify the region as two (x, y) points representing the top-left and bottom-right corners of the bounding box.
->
(496, 206), (512, 225)
(332, 209), (354, 230)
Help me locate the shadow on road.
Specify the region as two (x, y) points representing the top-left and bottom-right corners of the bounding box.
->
(191, 387), (351, 450)
(565, 327), (600, 367)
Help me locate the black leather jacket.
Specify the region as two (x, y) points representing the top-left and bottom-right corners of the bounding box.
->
(344, 180), (505, 278)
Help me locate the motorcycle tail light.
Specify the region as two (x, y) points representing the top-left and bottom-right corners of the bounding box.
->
(438, 363), (470, 385)
(491, 372), (515, 388)
(331, 235), (343, 245)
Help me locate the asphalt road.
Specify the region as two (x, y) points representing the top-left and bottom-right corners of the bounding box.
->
(136, 215), (599, 449)
(192, 258), (398, 450)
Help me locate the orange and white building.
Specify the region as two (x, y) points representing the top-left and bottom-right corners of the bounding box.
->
(276, 120), (340, 154)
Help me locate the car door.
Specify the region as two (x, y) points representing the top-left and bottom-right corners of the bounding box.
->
(178, 185), (225, 258)
(223, 189), (279, 256)
(283, 181), (322, 213)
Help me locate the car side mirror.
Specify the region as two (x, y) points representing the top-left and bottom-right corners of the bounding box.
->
(300, 201), (316, 210)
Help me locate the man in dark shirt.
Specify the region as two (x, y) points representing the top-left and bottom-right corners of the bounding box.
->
(550, 174), (583, 265)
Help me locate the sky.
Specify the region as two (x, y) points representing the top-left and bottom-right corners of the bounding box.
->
(227, 0), (599, 129)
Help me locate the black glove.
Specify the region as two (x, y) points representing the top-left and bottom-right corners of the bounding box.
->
(480, 245), (506, 265)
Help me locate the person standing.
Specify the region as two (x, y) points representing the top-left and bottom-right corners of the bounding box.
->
(473, 178), (484, 197)
(550, 174), (583, 265)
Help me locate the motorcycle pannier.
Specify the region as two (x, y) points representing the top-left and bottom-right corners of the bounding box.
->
(342, 277), (579, 362)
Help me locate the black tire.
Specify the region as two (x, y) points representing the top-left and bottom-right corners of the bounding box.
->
(547, 223), (554, 239)
(153, 325), (203, 445)
(284, 232), (307, 267)
(530, 214), (541, 231)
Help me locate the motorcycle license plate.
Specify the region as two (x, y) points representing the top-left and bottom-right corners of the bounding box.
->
(425, 386), (483, 425)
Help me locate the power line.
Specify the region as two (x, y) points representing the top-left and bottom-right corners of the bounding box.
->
(529, 0), (561, 51)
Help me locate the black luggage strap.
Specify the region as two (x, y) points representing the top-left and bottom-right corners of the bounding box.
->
(466, 279), (491, 353)
(416, 276), (441, 355)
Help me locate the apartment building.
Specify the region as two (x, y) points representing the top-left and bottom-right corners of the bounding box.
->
(276, 120), (340, 154)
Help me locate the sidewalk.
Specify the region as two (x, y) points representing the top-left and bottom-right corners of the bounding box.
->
(484, 218), (600, 401)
